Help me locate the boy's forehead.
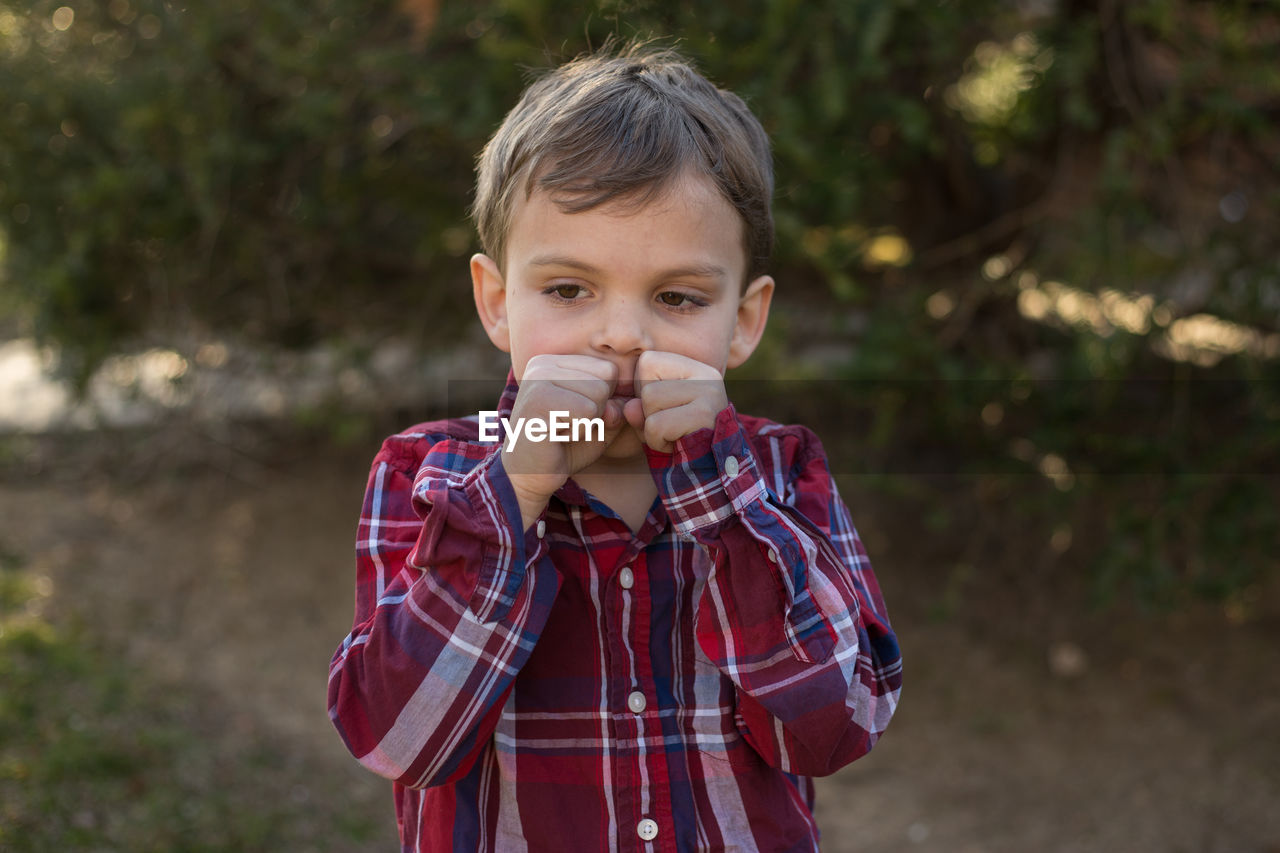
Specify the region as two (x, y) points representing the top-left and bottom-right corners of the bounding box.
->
(505, 173), (748, 271)
(517, 170), (722, 219)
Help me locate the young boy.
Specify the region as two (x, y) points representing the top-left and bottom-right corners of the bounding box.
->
(328, 43), (902, 852)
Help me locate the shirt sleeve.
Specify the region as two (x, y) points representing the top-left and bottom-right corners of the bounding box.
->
(645, 405), (903, 777)
(326, 435), (559, 789)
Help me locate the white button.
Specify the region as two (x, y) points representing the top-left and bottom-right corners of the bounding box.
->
(535, 520), (546, 538)
(618, 567), (635, 589)
(724, 455), (740, 477)
(768, 549), (778, 563)
(627, 690), (647, 714)
(637, 818), (659, 841)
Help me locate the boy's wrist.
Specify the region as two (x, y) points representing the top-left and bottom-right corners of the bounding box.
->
(500, 446), (564, 511)
(499, 454), (557, 531)
(510, 484), (551, 533)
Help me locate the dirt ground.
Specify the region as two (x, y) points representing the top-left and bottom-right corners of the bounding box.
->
(3, 423), (1278, 852)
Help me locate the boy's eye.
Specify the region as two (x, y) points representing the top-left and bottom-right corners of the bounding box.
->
(657, 291), (707, 309)
(655, 290), (706, 311)
(546, 283), (584, 300)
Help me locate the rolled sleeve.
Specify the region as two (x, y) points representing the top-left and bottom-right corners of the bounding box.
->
(410, 445), (547, 623)
(646, 405), (836, 664)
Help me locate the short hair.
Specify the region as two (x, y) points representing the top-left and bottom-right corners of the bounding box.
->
(472, 42), (774, 282)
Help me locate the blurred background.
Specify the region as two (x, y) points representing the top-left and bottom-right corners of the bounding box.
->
(1, 0), (1277, 850)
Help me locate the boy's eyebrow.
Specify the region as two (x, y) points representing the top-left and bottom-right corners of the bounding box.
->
(527, 254), (730, 281)
(527, 254), (602, 274)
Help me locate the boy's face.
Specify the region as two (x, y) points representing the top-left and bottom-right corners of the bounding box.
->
(472, 173), (773, 461)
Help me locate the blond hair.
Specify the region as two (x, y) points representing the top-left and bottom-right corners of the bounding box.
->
(472, 42), (774, 282)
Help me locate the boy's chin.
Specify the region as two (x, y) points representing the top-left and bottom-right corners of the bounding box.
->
(597, 424), (647, 462)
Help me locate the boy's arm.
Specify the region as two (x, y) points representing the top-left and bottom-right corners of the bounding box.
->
(326, 433), (558, 789)
(646, 406), (902, 777)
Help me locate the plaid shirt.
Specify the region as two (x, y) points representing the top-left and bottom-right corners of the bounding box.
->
(328, 374), (902, 852)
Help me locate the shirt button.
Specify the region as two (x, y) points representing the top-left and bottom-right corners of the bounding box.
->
(637, 818), (659, 841)
(618, 567), (635, 589)
(724, 455), (740, 478)
(535, 519), (546, 539)
(768, 549), (778, 563)
(627, 690), (647, 714)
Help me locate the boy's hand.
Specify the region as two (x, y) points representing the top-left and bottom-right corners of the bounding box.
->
(503, 354), (627, 527)
(625, 351), (728, 453)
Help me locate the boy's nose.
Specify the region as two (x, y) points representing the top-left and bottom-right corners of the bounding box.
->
(589, 299), (650, 359)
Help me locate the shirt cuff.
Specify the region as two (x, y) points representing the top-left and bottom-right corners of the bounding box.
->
(409, 447), (547, 623)
(644, 403), (767, 536)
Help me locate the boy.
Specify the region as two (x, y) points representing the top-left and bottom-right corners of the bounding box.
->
(328, 43), (902, 852)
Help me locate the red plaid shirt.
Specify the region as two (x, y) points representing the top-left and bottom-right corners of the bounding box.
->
(328, 374), (902, 852)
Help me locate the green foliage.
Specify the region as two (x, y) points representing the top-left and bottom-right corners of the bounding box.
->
(1, 0), (1277, 603)
(1, 0), (491, 384)
(4, 0), (1276, 363)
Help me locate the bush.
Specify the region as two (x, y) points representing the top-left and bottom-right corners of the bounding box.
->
(4, 0), (1277, 367)
(2, 0), (1277, 603)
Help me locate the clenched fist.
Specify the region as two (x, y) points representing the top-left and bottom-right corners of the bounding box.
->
(622, 351), (729, 454)
(502, 354), (628, 527)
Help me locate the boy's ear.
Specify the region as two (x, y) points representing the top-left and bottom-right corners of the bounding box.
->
(471, 253), (511, 353)
(726, 274), (774, 369)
